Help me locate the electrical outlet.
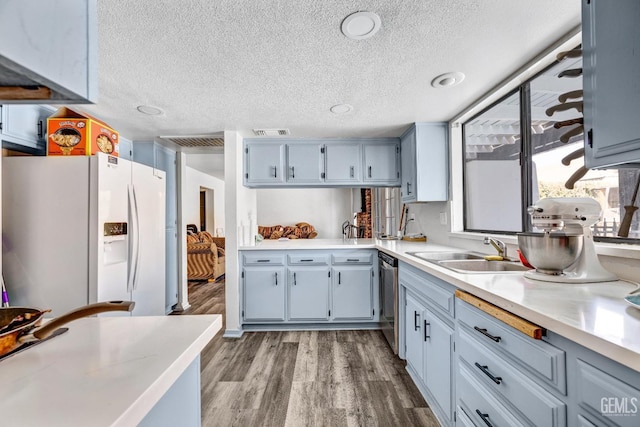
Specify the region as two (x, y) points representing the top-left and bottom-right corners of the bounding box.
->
(439, 212), (447, 225)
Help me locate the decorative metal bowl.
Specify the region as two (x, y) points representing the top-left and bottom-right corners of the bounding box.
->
(517, 232), (583, 274)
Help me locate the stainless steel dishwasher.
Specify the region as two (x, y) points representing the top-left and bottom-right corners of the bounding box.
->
(378, 251), (398, 354)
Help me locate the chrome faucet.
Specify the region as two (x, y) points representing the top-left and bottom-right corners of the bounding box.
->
(484, 237), (508, 259)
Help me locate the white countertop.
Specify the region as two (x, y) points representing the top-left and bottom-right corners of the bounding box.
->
(241, 238), (640, 372)
(0, 314), (222, 427)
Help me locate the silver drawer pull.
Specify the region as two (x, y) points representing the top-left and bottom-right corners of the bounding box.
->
(474, 362), (502, 385)
(414, 312), (420, 331)
(257, 259), (271, 263)
(300, 259), (314, 262)
(346, 258), (360, 262)
(475, 410), (494, 427)
(474, 326), (501, 342)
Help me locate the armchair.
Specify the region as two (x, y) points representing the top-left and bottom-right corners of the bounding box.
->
(187, 232), (225, 282)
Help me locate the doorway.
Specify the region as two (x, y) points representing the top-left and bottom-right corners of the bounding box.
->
(200, 187), (215, 233)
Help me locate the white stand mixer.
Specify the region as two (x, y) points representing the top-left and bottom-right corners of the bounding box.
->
(523, 197), (617, 283)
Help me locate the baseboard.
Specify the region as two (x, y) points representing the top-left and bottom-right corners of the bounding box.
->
(223, 329), (244, 338)
(242, 322), (383, 332)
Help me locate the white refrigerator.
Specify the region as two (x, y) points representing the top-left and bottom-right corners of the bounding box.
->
(2, 152), (166, 316)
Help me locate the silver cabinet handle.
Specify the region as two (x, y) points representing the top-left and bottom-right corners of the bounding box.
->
(290, 166), (295, 179)
(350, 166), (354, 178)
(338, 272), (341, 284)
(414, 312), (420, 331)
(368, 166), (372, 178)
(273, 166), (277, 178)
(474, 362), (502, 385)
(407, 182), (411, 195)
(424, 320), (430, 341)
(475, 410), (494, 427)
(37, 120), (44, 138)
(293, 272), (297, 286)
(275, 272), (278, 286)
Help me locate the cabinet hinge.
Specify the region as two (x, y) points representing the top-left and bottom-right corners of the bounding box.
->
(587, 128), (593, 148)
(245, 147), (248, 153)
(396, 146), (399, 154)
(321, 146), (325, 154)
(241, 271), (244, 279)
(245, 173), (249, 179)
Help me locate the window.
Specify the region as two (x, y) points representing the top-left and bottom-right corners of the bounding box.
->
(463, 52), (640, 241)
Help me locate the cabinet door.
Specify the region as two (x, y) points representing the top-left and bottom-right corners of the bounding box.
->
(331, 266), (373, 320)
(1, 105), (51, 154)
(286, 143), (324, 184)
(288, 266), (330, 320)
(243, 266), (286, 321)
(363, 142), (400, 185)
(583, 0), (640, 168)
(424, 309), (453, 422)
(0, 0), (97, 102)
(405, 292), (425, 380)
(400, 127), (417, 202)
(245, 142), (285, 185)
(324, 143), (361, 184)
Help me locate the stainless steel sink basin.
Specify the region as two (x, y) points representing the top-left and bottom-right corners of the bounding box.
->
(437, 259), (531, 273)
(407, 251), (485, 262)
(406, 251), (531, 273)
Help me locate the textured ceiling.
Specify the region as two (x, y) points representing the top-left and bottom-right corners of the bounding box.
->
(80, 0), (580, 153)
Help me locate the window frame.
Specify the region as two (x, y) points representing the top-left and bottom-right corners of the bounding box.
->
(461, 62), (640, 244)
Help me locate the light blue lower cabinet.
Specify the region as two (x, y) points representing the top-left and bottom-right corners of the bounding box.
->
(400, 263), (454, 427)
(457, 362), (526, 427)
(288, 266), (330, 321)
(331, 266), (374, 320)
(241, 249), (378, 326)
(242, 266), (286, 321)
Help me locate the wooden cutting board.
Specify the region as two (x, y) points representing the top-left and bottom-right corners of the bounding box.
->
(455, 290), (545, 340)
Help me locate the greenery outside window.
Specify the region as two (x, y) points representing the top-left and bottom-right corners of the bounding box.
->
(463, 53), (640, 241)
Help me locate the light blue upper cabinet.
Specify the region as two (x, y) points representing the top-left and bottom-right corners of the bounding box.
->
(0, 105), (54, 154)
(244, 138), (401, 188)
(363, 140), (401, 185)
(400, 123), (449, 202)
(0, 0), (97, 103)
(286, 142), (325, 184)
(244, 141), (286, 185)
(118, 137), (133, 160)
(583, 0), (640, 168)
(324, 142), (362, 185)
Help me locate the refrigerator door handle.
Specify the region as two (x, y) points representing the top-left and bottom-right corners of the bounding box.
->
(131, 185), (141, 291)
(127, 184), (141, 292)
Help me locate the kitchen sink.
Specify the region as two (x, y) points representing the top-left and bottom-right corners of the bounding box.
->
(437, 259), (531, 273)
(406, 251), (531, 273)
(407, 251), (485, 261)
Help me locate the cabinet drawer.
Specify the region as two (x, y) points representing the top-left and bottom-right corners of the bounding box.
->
(399, 264), (454, 318)
(457, 363), (526, 427)
(458, 328), (566, 427)
(576, 359), (640, 427)
(287, 254), (329, 265)
(457, 300), (566, 393)
(332, 252), (373, 264)
(243, 253), (285, 266)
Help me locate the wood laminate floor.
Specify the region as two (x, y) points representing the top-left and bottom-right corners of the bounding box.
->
(176, 280), (439, 427)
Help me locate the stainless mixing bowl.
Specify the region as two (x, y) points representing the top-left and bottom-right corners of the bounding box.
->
(517, 232), (583, 274)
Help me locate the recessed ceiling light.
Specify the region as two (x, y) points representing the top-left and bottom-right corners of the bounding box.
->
(431, 72), (466, 88)
(341, 11), (381, 40)
(136, 105), (163, 115)
(330, 104), (353, 114)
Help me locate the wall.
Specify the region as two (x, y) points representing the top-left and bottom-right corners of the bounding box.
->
(256, 188), (353, 239)
(184, 167), (224, 234)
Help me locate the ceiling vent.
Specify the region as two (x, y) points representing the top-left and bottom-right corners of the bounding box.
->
(252, 128), (290, 137)
(160, 136), (224, 147)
